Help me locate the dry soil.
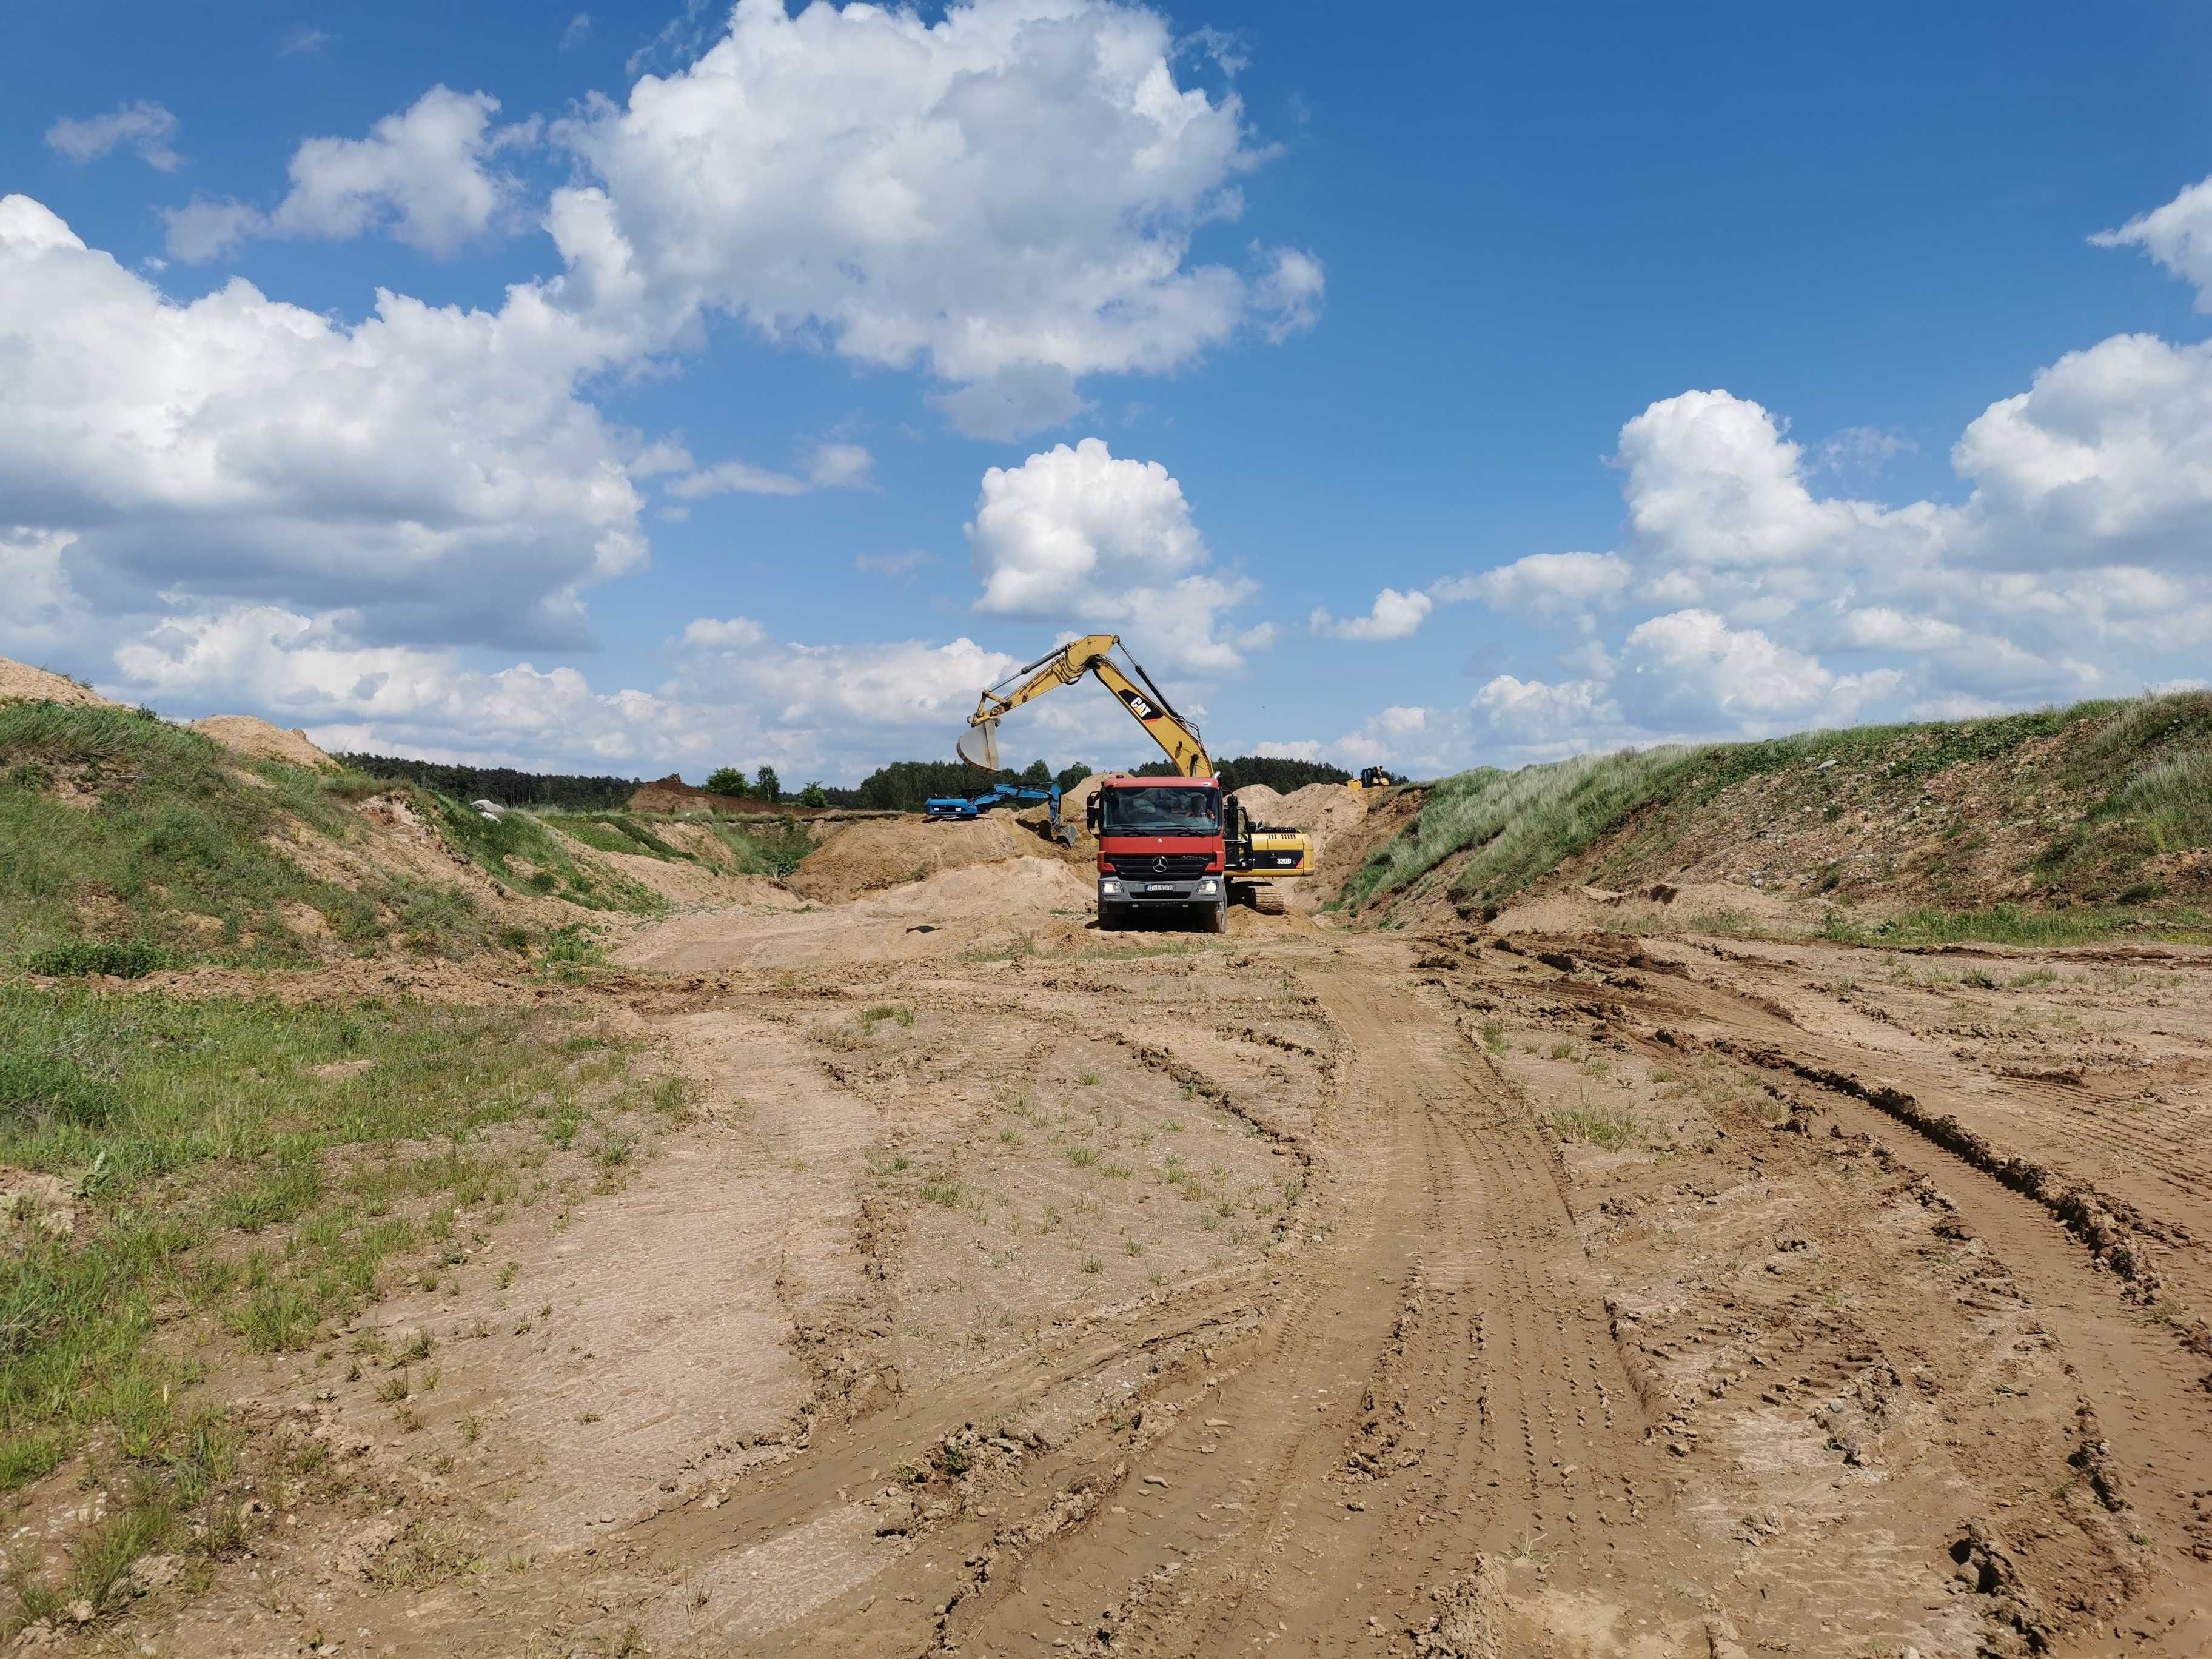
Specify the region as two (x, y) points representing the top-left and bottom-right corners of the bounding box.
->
(57, 817), (2212, 1659)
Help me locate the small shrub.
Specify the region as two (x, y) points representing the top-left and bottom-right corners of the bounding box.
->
(1546, 1102), (1642, 1151)
(22, 940), (178, 979)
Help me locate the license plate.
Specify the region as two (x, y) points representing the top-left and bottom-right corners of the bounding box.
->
(1147, 883), (1179, 892)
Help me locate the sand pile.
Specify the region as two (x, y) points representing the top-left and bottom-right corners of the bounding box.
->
(791, 814), (1064, 903)
(0, 657), (113, 707)
(193, 716), (336, 769)
(1236, 780), (1368, 857)
(862, 856), (1092, 921)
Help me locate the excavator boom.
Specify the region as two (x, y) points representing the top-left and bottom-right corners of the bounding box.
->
(962, 635), (1212, 779)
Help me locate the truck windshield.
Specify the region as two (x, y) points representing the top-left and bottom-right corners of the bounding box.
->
(1101, 786), (1219, 836)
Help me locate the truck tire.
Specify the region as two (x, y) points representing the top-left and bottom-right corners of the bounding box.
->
(1098, 902), (1126, 931)
(1200, 897), (1228, 934)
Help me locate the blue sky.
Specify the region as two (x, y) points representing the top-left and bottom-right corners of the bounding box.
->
(5, 1), (2211, 783)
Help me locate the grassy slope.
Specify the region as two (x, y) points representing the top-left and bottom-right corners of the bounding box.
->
(1346, 692), (2212, 942)
(543, 808), (814, 880)
(0, 699), (738, 1626)
(0, 700), (709, 973)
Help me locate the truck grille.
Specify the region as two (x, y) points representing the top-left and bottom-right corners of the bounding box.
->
(1106, 853), (1213, 880)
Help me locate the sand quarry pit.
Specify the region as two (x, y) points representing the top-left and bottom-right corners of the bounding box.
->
(88, 805), (2212, 1659)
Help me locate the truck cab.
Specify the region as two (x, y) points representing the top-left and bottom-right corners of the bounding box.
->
(1086, 775), (1229, 930)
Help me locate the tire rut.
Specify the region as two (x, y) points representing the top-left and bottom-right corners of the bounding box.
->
(942, 954), (1692, 1657)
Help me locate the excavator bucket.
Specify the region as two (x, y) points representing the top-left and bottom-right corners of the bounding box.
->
(957, 717), (1001, 773)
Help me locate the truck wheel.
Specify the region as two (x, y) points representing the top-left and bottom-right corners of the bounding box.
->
(1200, 898), (1228, 934)
(1098, 902), (1125, 931)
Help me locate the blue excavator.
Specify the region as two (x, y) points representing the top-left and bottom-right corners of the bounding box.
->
(923, 780), (1076, 846)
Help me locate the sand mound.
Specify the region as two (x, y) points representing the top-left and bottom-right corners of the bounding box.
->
(1236, 780), (1367, 856)
(192, 716), (336, 769)
(791, 814), (1076, 903)
(863, 856), (1092, 919)
(0, 657), (113, 708)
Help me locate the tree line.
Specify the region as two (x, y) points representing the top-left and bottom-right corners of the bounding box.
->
(337, 750), (1354, 813)
(333, 754), (643, 811)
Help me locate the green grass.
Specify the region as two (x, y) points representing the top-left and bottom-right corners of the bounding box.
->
(703, 814), (813, 880)
(1818, 902), (2212, 948)
(2113, 751), (2212, 853)
(1546, 1099), (1643, 1150)
(0, 979), (648, 1626)
(540, 813), (691, 862)
(429, 797), (660, 914)
(0, 702), (400, 966)
(20, 940), (179, 979)
(1349, 692), (2212, 923)
(1344, 746), (1700, 911)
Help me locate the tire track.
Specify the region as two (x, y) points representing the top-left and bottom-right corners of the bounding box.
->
(940, 953), (1693, 1657)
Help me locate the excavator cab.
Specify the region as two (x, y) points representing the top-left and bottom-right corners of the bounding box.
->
(1351, 765), (1395, 792)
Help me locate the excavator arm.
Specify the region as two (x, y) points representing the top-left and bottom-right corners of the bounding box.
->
(959, 634), (1213, 779)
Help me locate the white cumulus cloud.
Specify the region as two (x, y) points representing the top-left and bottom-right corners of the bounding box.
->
(549, 0), (1321, 435)
(966, 437), (1259, 672)
(163, 87), (534, 263)
(1, 193), (640, 651)
(1471, 674), (1622, 741)
(1620, 609), (1900, 730)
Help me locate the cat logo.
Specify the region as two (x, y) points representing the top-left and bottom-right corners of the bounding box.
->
(1116, 687), (1159, 722)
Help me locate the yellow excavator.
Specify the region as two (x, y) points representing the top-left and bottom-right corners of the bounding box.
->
(959, 634), (1313, 930)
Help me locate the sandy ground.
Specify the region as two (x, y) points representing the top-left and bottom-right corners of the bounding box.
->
(46, 842), (2212, 1658)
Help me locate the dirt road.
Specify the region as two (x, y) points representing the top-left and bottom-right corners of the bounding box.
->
(154, 863), (2212, 1658)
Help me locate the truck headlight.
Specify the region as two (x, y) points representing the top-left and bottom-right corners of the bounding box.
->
(1100, 879), (1121, 894)
(1197, 878), (1218, 894)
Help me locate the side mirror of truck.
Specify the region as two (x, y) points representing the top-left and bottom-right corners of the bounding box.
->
(1085, 793), (1100, 832)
